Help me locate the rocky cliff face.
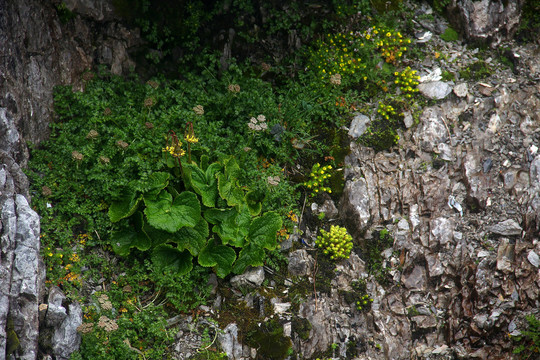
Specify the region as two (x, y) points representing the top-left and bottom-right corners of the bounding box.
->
(0, 0), (139, 358)
(0, 0), (537, 359)
(0, 0), (139, 150)
(209, 7), (540, 360)
(447, 0), (525, 47)
(0, 109), (41, 360)
(295, 14), (540, 359)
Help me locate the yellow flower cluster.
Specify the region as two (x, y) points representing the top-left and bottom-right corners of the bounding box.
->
(304, 163), (332, 196)
(287, 210), (298, 223)
(185, 134), (199, 144)
(309, 32), (367, 80)
(394, 67), (420, 98)
(162, 145), (185, 158)
(364, 26), (411, 65)
(377, 102), (397, 120)
(316, 225), (353, 260)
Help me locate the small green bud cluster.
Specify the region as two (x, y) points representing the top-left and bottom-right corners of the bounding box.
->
(316, 225), (353, 260)
(356, 294), (374, 311)
(377, 102), (397, 120)
(394, 67), (420, 98)
(304, 163), (332, 197)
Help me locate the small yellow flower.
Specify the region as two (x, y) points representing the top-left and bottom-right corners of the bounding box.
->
(185, 134), (198, 144)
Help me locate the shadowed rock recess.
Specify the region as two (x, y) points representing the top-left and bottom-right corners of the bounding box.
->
(1, 0), (539, 359)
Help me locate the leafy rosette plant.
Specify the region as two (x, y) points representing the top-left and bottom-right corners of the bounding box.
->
(108, 155), (282, 278)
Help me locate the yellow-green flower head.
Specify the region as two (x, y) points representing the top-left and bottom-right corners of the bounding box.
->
(185, 134), (199, 144)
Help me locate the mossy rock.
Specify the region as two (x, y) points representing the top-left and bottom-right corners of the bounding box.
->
(291, 316), (312, 341)
(441, 27), (459, 42)
(459, 60), (492, 81)
(7, 317), (20, 356)
(245, 318), (292, 360)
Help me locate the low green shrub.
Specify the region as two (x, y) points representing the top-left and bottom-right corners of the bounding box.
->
(512, 314), (540, 358)
(441, 27), (459, 42)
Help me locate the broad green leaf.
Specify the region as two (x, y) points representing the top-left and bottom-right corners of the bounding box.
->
(198, 239), (236, 278)
(151, 244), (193, 275)
(184, 163), (219, 207)
(217, 173), (244, 207)
(206, 162), (222, 180)
(142, 223), (173, 247)
(234, 203), (251, 243)
(164, 152), (177, 168)
(171, 217), (209, 256)
(200, 155), (210, 171)
(110, 212), (151, 255)
(217, 157), (244, 207)
(232, 242), (265, 274)
(204, 206), (249, 247)
(245, 190), (264, 216)
(108, 188), (141, 222)
(248, 211), (283, 250)
(144, 191), (201, 233)
(223, 157), (240, 178)
(144, 172), (170, 197)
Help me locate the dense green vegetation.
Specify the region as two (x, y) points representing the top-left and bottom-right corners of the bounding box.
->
(30, 2), (424, 357)
(31, 0), (537, 358)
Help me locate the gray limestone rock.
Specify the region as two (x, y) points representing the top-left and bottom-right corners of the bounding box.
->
(426, 254), (444, 278)
(453, 83), (468, 97)
(51, 303), (82, 360)
(488, 219), (522, 236)
(230, 267), (265, 289)
(527, 250), (540, 268)
(402, 265), (427, 291)
(526, 155), (540, 231)
(63, 0), (117, 21)
(348, 114), (371, 138)
(416, 107), (449, 151)
(496, 238), (515, 272)
(462, 146), (490, 209)
(418, 81), (452, 100)
(46, 287), (68, 327)
(288, 250), (314, 277)
(447, 0), (524, 47)
(0, 131), (41, 360)
(318, 199), (339, 220)
(218, 323), (251, 360)
(340, 178), (372, 235)
(403, 111), (414, 128)
(411, 315), (437, 329)
(429, 217), (455, 249)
